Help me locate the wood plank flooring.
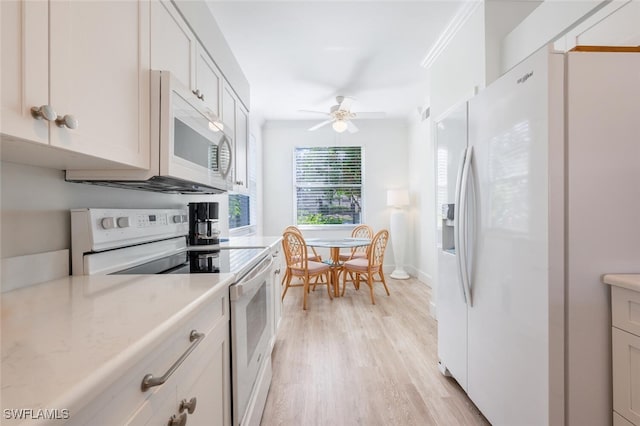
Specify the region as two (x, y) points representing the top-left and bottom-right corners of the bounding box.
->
(261, 276), (490, 425)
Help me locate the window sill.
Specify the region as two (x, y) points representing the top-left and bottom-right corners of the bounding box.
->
(229, 225), (256, 237)
(297, 224), (360, 231)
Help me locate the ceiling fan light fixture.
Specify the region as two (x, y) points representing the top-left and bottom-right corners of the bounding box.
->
(332, 120), (348, 133)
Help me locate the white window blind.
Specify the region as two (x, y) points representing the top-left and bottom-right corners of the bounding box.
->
(294, 146), (363, 226)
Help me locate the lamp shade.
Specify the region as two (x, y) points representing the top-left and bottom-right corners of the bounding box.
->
(387, 189), (410, 207)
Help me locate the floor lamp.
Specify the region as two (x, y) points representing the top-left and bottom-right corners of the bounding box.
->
(387, 189), (410, 280)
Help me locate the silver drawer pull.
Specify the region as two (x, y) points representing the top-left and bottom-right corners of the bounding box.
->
(141, 330), (205, 392)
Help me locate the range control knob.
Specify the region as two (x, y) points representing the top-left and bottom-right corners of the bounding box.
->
(100, 217), (115, 230)
(181, 215), (188, 223)
(172, 215), (183, 224)
(117, 217), (130, 228)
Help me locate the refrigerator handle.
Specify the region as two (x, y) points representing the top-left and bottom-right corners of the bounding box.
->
(459, 145), (474, 306)
(453, 147), (468, 305)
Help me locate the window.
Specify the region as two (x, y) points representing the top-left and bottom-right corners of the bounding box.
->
(294, 146), (363, 226)
(229, 136), (257, 231)
(229, 193), (250, 228)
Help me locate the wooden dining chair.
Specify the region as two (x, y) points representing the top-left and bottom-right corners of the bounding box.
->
(340, 229), (390, 304)
(281, 225), (324, 287)
(281, 230), (332, 310)
(338, 224), (374, 261)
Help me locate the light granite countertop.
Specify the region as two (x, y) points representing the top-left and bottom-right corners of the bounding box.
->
(603, 274), (640, 292)
(1, 273), (235, 420)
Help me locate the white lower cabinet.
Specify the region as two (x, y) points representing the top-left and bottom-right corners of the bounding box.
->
(611, 285), (640, 426)
(68, 288), (230, 426)
(271, 244), (284, 346)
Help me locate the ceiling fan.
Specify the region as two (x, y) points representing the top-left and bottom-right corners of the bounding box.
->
(301, 96), (386, 133)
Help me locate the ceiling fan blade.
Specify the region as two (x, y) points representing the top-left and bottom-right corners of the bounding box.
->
(308, 119), (334, 131)
(298, 109), (330, 115)
(346, 120), (359, 133)
(352, 112), (386, 119)
(338, 96), (354, 111)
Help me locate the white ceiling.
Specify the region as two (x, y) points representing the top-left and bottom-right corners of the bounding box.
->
(206, 1), (465, 122)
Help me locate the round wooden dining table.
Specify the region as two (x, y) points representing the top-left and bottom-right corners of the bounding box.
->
(304, 237), (371, 296)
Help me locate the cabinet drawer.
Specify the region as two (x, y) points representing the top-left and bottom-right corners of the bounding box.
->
(613, 286), (640, 336)
(613, 327), (640, 425)
(68, 287), (228, 425)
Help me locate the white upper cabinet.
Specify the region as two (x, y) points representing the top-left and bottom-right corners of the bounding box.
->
(151, 0), (223, 119)
(221, 82), (236, 138)
(1, 0), (49, 146)
(0, 0), (150, 170)
(150, 0), (195, 90)
(221, 81), (250, 193)
(48, 0), (150, 169)
(234, 103), (249, 192)
(195, 46), (222, 118)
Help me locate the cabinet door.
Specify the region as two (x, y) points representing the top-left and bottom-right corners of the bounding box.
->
(221, 83), (236, 139)
(150, 0), (195, 91)
(272, 247), (284, 340)
(176, 317), (231, 426)
(195, 45), (222, 118)
(49, 0), (150, 169)
(234, 103), (249, 191)
(613, 327), (640, 425)
(0, 0), (49, 144)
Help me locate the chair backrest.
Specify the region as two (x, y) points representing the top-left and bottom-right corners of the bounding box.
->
(367, 229), (389, 269)
(351, 224), (373, 239)
(282, 230), (308, 268)
(283, 225), (302, 235)
(351, 224), (374, 255)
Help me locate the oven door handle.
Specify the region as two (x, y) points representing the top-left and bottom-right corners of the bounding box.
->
(229, 256), (273, 301)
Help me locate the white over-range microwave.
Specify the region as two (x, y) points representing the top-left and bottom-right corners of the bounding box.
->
(66, 70), (234, 193)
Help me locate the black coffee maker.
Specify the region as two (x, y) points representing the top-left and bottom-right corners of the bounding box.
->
(188, 202), (220, 246)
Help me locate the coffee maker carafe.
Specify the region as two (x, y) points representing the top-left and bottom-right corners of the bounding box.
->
(188, 202), (220, 246)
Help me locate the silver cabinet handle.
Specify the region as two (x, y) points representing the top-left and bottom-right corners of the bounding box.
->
(169, 413), (187, 426)
(179, 397), (197, 414)
(55, 114), (78, 129)
(141, 330), (205, 392)
(31, 105), (56, 121)
(192, 89), (204, 101)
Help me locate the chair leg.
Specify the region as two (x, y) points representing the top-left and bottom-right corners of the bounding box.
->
(380, 270), (390, 296)
(303, 278), (309, 310)
(368, 274), (376, 305)
(341, 269), (347, 296)
(326, 272), (333, 300)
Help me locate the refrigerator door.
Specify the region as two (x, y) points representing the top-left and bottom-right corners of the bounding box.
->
(467, 47), (563, 425)
(436, 102), (469, 390)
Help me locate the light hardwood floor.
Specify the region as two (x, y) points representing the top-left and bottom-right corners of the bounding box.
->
(261, 276), (490, 425)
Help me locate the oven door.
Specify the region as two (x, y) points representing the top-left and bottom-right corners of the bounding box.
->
(157, 71), (233, 191)
(229, 254), (273, 425)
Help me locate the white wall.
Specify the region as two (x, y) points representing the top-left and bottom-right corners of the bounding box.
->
(261, 119), (409, 270)
(407, 111), (434, 286)
(0, 161), (228, 258)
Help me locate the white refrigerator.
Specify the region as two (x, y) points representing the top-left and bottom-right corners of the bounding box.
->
(436, 46), (640, 426)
